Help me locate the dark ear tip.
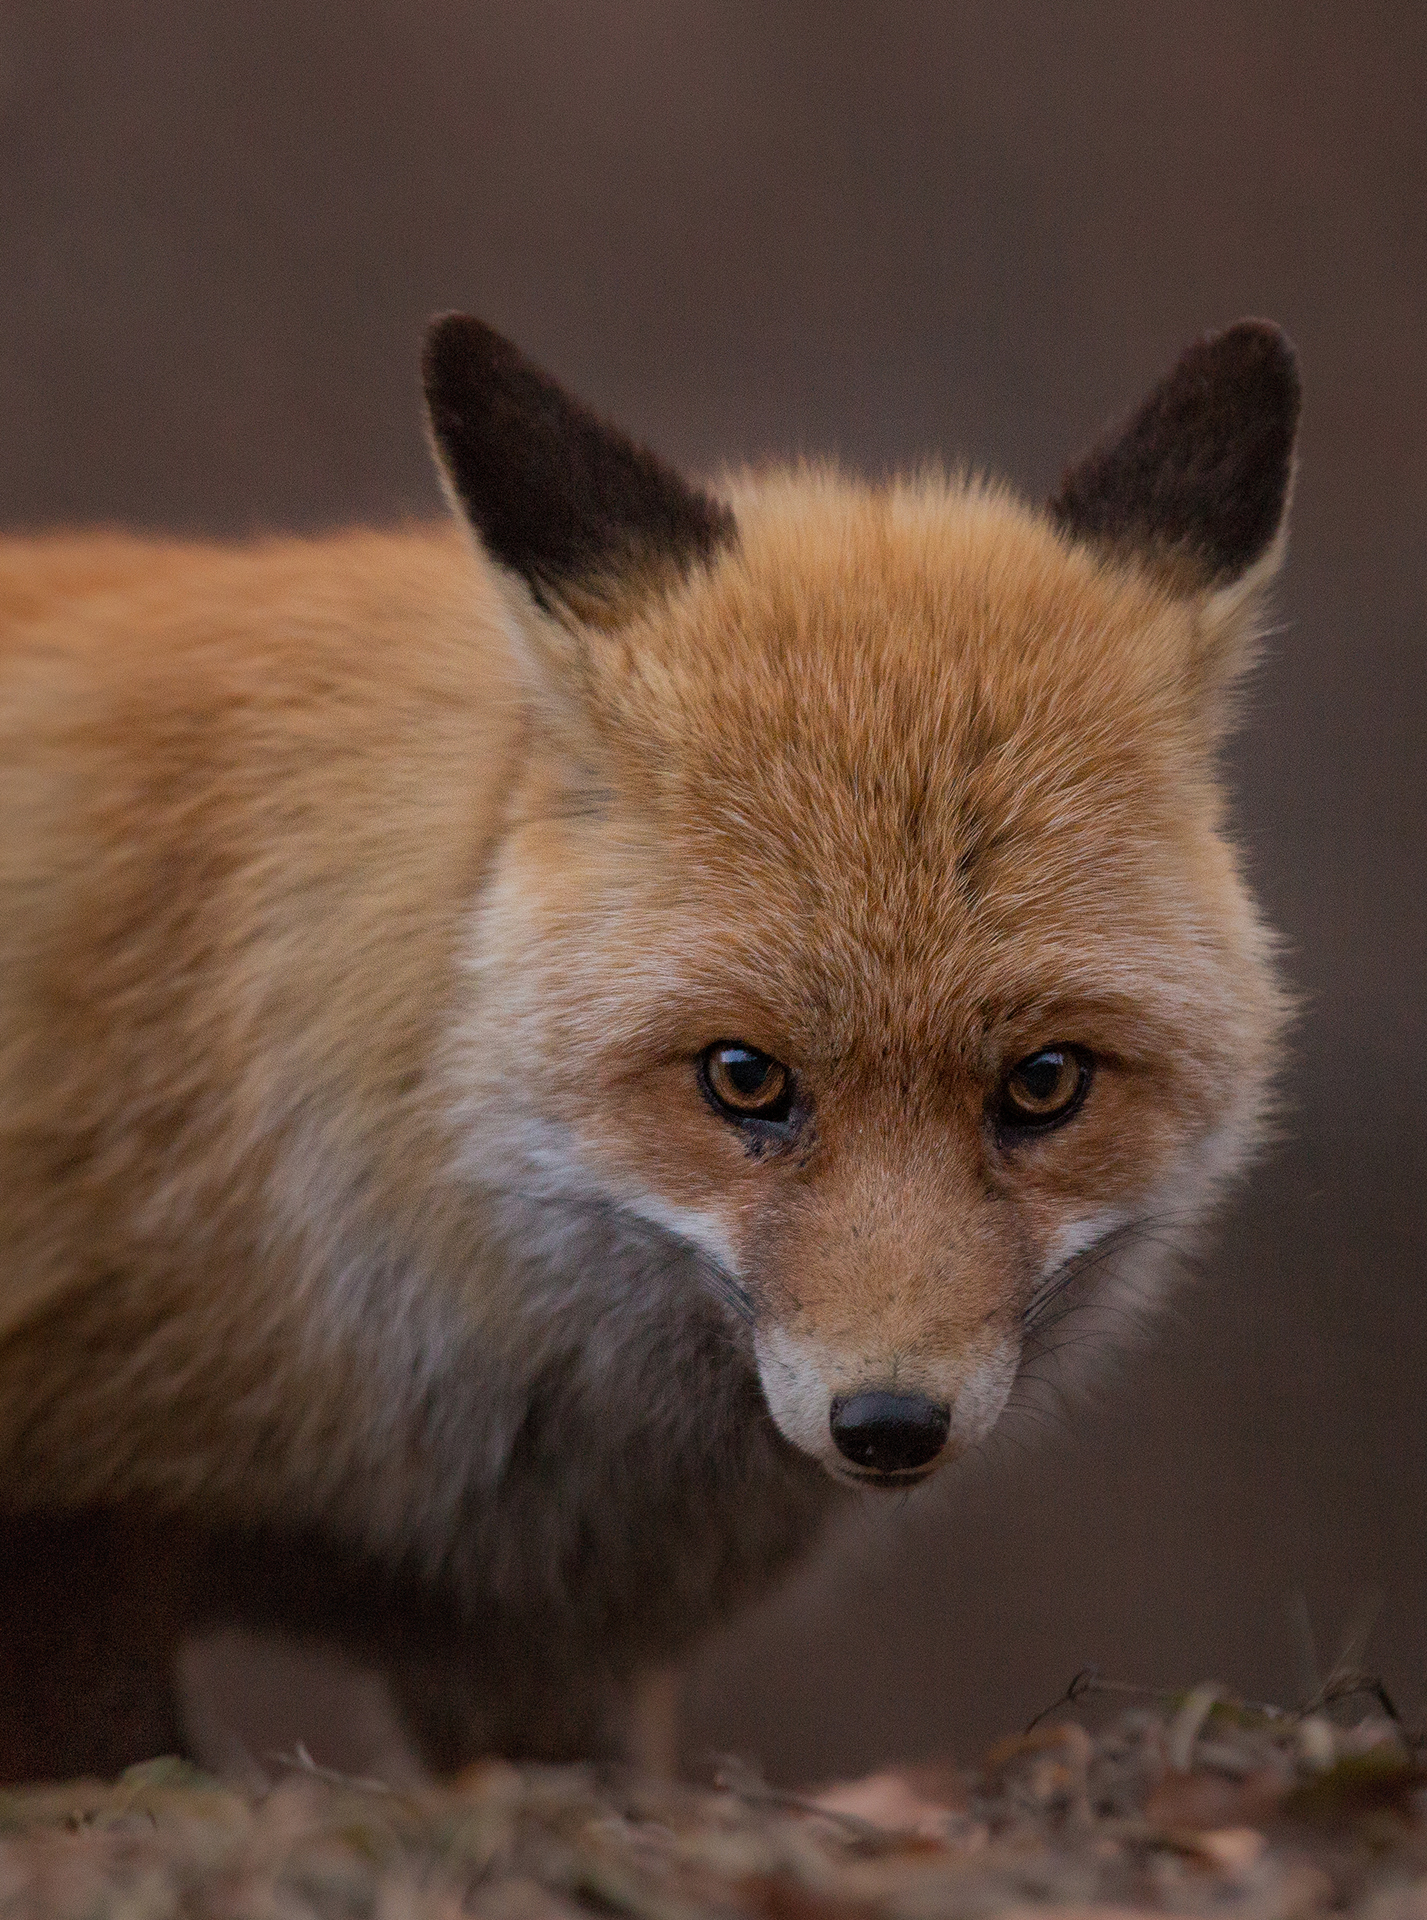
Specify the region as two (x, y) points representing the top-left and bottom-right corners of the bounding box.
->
(421, 312), (504, 400)
(1213, 316), (1295, 356)
(423, 310), (471, 348)
(421, 310), (465, 373)
(1189, 317), (1302, 423)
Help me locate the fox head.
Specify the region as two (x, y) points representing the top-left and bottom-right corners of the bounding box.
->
(426, 315), (1298, 1489)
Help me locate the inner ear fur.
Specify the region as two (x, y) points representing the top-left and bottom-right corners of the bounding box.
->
(422, 313), (736, 625)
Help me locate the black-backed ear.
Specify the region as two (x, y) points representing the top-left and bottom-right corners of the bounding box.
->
(422, 314), (736, 620)
(1049, 320), (1300, 592)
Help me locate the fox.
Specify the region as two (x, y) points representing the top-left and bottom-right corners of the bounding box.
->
(0, 314), (1299, 1782)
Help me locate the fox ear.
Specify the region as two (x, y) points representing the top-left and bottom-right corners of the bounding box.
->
(1049, 319), (1300, 599)
(1049, 321), (1300, 727)
(422, 314), (736, 622)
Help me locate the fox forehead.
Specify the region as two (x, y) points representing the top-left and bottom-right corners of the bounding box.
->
(596, 468), (1201, 781)
(512, 471), (1253, 1075)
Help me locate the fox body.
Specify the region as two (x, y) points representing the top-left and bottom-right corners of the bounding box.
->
(0, 318), (1298, 1777)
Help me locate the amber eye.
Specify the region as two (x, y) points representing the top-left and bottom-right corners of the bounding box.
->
(996, 1046), (1091, 1132)
(701, 1043), (794, 1122)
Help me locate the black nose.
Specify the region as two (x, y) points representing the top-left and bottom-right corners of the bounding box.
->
(829, 1391), (951, 1476)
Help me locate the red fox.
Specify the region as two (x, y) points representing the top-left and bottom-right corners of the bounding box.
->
(0, 316), (1298, 1779)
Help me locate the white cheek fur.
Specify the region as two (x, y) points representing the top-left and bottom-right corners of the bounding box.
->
(1042, 1209), (1129, 1279)
(754, 1324), (834, 1460)
(614, 1189), (739, 1275)
(444, 901), (742, 1275)
(949, 1342), (1018, 1445)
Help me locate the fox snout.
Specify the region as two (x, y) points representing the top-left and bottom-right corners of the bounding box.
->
(828, 1391), (951, 1481)
(753, 1318), (1019, 1489)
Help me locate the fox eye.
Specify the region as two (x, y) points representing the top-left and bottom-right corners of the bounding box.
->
(996, 1046), (1091, 1132)
(701, 1042), (794, 1123)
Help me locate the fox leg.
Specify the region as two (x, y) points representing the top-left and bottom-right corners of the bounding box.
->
(623, 1664), (682, 1777)
(0, 1509), (193, 1782)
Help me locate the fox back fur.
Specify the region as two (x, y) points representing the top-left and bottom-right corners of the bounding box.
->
(0, 317), (1300, 1777)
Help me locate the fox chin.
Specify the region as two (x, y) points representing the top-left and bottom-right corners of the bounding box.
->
(0, 314), (1299, 1779)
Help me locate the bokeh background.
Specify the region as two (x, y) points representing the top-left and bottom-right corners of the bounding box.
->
(2, 1), (1424, 1782)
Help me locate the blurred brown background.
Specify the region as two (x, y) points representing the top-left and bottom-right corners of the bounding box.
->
(2, 1), (1424, 1782)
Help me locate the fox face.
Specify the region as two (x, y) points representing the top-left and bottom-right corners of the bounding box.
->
(430, 317), (1298, 1490)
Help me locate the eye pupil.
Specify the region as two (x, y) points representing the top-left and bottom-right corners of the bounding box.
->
(724, 1048), (771, 1097)
(702, 1043), (794, 1122)
(1018, 1053), (1066, 1103)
